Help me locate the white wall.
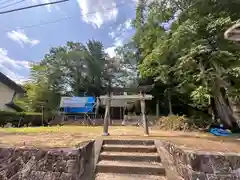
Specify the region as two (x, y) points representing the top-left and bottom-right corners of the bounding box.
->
(0, 82), (15, 111)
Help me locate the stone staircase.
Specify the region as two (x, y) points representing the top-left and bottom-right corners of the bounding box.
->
(95, 140), (167, 180)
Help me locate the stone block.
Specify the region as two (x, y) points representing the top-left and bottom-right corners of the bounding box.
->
(59, 172), (72, 180)
(66, 160), (77, 173)
(188, 153), (214, 173)
(79, 156), (85, 177)
(206, 174), (239, 180)
(176, 164), (207, 180)
(0, 170), (7, 180)
(52, 160), (67, 173)
(191, 171), (207, 180)
(176, 164), (191, 180)
(227, 155), (240, 171)
(163, 141), (240, 180)
(172, 148), (187, 165)
(0, 140), (95, 179)
(210, 155), (232, 173)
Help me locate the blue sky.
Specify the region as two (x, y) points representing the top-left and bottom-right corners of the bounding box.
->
(0, 0), (137, 84)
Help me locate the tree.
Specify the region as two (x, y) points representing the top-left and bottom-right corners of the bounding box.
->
(115, 42), (139, 86)
(15, 64), (61, 113)
(132, 0), (240, 129)
(39, 40), (112, 96)
(16, 39), (125, 113)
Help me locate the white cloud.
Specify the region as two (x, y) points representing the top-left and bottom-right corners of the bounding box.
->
(113, 37), (123, 47)
(105, 35), (124, 57)
(124, 19), (132, 30)
(7, 30), (40, 47)
(76, 0), (118, 28)
(105, 47), (116, 58)
(109, 31), (116, 39)
(105, 19), (133, 57)
(108, 18), (133, 43)
(0, 48), (31, 84)
(115, 19), (133, 33)
(105, 37), (123, 58)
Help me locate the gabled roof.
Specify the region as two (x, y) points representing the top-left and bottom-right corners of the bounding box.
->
(0, 72), (25, 93)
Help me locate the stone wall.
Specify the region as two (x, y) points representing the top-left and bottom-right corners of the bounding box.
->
(163, 141), (240, 180)
(0, 140), (95, 180)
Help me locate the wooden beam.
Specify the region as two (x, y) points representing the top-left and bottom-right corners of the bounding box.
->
(100, 95), (153, 100)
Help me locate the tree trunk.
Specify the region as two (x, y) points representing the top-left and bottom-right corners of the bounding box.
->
(156, 98), (160, 117)
(229, 100), (240, 127)
(213, 87), (239, 130)
(168, 92), (173, 115)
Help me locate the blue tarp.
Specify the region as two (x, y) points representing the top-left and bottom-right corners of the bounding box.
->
(64, 96), (95, 113)
(210, 128), (231, 136)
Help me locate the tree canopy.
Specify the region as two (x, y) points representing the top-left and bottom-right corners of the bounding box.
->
(131, 0), (240, 129)
(16, 40), (126, 112)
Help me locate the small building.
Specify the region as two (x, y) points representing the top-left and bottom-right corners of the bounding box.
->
(0, 72), (25, 112)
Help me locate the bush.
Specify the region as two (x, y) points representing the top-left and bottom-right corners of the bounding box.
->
(0, 111), (44, 127)
(155, 115), (190, 131)
(155, 114), (212, 131)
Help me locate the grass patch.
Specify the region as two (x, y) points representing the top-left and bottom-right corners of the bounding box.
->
(0, 126), (103, 134)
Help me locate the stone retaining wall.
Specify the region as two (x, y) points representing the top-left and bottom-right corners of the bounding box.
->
(163, 141), (240, 180)
(0, 140), (95, 180)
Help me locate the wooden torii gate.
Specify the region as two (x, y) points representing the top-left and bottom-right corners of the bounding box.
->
(100, 85), (154, 136)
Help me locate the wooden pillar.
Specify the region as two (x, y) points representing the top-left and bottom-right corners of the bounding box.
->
(140, 91), (149, 135)
(109, 107), (112, 125)
(103, 94), (111, 136)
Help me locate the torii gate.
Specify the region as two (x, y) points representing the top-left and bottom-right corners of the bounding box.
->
(99, 86), (154, 136)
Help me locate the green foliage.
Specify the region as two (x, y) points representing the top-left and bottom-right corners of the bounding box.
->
(132, 0), (240, 128)
(15, 40), (127, 114)
(0, 111), (43, 127)
(13, 0), (240, 130)
(115, 42), (139, 85)
(190, 86), (211, 109)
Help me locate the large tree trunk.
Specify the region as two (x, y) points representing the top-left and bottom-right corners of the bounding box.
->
(156, 98), (160, 117)
(168, 92), (173, 115)
(213, 87), (239, 130)
(229, 99), (240, 127)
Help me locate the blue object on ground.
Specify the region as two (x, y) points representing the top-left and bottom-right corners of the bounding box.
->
(210, 128), (231, 136)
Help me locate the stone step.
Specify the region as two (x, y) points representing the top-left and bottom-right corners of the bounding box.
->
(96, 160), (165, 175)
(99, 151), (161, 162)
(102, 144), (157, 153)
(95, 173), (166, 180)
(103, 140), (154, 146)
